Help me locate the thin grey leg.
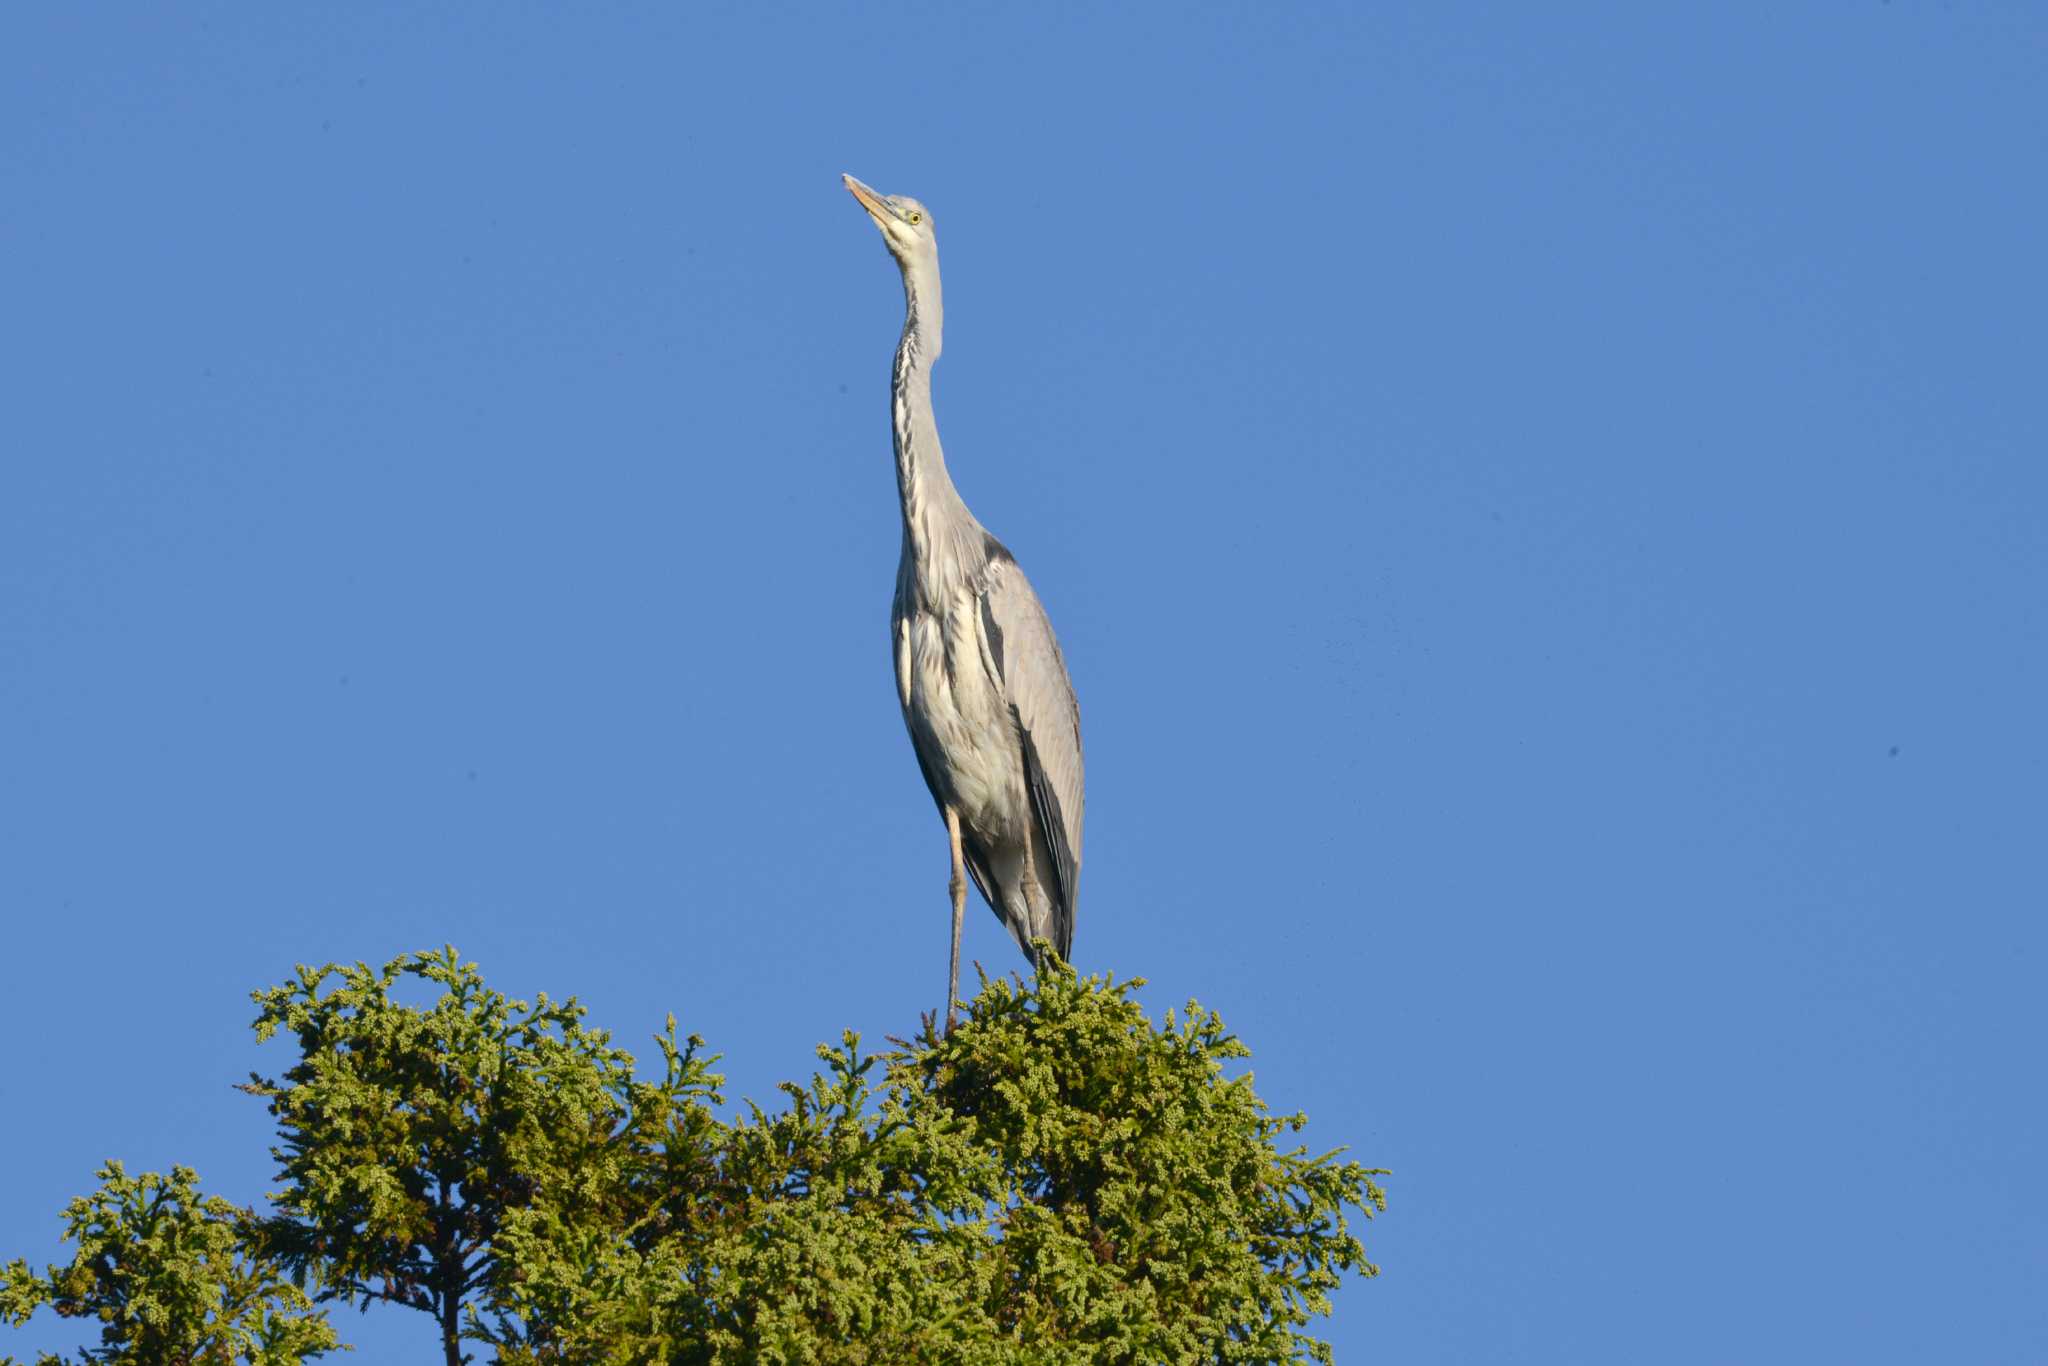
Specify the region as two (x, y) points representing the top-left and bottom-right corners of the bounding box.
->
(1019, 840), (1047, 974)
(945, 806), (966, 1034)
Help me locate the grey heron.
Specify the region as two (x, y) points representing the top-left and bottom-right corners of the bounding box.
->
(843, 174), (1085, 1032)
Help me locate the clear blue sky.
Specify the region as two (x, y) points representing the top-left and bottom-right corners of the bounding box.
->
(3, 5), (2043, 1360)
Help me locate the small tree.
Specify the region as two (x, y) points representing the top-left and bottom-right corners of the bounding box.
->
(910, 962), (1384, 1362)
(241, 947), (720, 1365)
(0, 1161), (338, 1366)
(9, 949), (1383, 1364)
(489, 959), (1386, 1363)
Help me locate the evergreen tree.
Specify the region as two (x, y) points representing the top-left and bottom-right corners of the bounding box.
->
(5, 950), (1384, 1364)
(0, 1162), (338, 1365)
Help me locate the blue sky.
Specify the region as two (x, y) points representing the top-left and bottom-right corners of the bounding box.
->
(3, 4), (2043, 1360)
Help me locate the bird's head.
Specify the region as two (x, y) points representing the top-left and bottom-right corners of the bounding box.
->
(843, 174), (936, 267)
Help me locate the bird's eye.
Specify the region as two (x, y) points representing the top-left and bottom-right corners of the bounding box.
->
(906, 211), (922, 225)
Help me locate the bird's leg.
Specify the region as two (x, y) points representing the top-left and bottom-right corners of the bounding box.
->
(1018, 842), (1048, 975)
(945, 806), (966, 1035)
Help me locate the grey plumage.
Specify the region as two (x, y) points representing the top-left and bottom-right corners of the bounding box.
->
(843, 174), (1085, 1029)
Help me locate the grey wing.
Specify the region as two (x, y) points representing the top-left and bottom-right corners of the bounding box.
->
(977, 551), (1085, 958)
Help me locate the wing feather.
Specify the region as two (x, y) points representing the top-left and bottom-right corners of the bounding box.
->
(978, 553), (1084, 955)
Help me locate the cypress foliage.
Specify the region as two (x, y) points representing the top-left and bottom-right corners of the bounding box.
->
(4, 951), (1384, 1365)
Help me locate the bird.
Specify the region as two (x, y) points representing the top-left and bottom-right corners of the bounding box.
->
(843, 173), (1085, 1033)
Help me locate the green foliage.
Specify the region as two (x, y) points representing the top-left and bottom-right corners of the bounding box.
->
(0, 1161), (338, 1366)
(242, 947), (721, 1365)
(9, 949), (1383, 1364)
(487, 959), (1386, 1364)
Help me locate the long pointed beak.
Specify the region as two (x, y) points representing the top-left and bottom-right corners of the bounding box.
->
(842, 173), (890, 219)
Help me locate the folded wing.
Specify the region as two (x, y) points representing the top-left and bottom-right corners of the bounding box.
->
(976, 548), (1084, 956)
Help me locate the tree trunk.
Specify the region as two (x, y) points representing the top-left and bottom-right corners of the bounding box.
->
(437, 1176), (466, 1366)
(442, 1288), (464, 1366)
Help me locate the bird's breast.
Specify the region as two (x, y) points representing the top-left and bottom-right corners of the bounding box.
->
(901, 593), (1025, 834)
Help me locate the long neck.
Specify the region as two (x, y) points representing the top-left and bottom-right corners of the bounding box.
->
(891, 253), (981, 595)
